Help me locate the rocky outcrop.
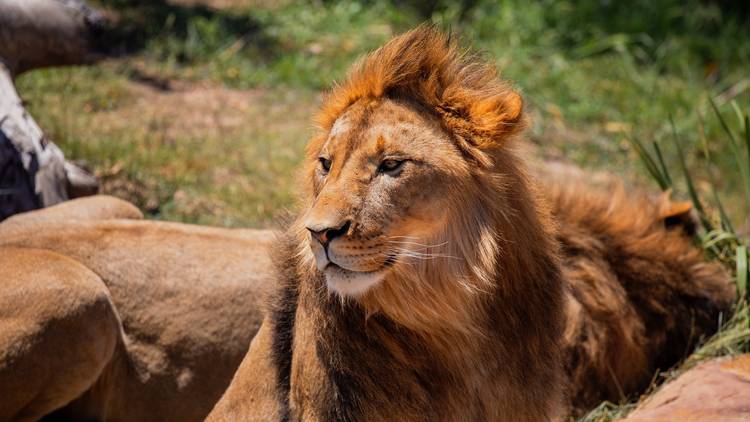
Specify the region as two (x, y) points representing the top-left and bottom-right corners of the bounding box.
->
(624, 354), (750, 421)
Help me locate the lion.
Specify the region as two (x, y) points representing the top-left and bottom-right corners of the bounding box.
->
(206, 27), (735, 421)
(0, 196), (273, 421)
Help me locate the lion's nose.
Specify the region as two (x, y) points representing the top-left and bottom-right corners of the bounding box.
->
(306, 220), (351, 247)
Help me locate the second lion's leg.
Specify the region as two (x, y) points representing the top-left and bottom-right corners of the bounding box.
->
(0, 247), (121, 422)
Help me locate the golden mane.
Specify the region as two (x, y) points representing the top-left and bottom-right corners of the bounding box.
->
(316, 25), (524, 166)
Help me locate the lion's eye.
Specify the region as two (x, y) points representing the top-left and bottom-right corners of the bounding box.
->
(319, 157), (332, 174)
(378, 159), (405, 175)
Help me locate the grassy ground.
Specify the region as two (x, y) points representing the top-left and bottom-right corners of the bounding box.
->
(13, 0), (750, 418)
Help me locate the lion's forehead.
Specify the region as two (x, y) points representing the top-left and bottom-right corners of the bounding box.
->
(321, 100), (461, 174)
(326, 118), (429, 156)
(364, 122), (424, 141)
(327, 99), (424, 140)
(329, 113), (353, 139)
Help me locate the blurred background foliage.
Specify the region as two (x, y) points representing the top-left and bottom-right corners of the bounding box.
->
(15, 0), (750, 229)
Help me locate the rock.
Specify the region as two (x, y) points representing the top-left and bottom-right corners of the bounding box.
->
(624, 354), (750, 421)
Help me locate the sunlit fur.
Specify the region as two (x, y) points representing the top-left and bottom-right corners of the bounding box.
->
(0, 196), (273, 422)
(208, 26), (734, 421)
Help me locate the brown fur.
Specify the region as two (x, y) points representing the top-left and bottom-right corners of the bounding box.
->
(315, 23), (524, 168)
(548, 174), (734, 414)
(208, 26), (734, 421)
(0, 196), (273, 421)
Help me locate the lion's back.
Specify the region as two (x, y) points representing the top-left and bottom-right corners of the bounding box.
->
(540, 170), (734, 414)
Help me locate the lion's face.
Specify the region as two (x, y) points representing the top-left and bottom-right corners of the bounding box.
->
(304, 98), (470, 297)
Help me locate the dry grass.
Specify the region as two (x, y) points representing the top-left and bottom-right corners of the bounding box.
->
(20, 62), (318, 226)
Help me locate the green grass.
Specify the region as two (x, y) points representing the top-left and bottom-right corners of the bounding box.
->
(94, 0), (417, 88)
(18, 63), (316, 226)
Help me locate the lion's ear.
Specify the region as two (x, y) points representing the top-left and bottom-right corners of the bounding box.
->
(436, 88), (525, 167)
(498, 91), (524, 131)
(438, 88), (525, 168)
(467, 89), (525, 149)
(657, 191), (697, 236)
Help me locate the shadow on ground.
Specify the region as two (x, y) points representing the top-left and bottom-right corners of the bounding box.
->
(95, 0), (276, 62)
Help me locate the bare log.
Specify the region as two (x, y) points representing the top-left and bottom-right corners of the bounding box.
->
(0, 62), (67, 218)
(0, 0), (106, 219)
(0, 0), (107, 76)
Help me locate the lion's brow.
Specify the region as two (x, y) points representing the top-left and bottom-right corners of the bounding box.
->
(337, 105), (373, 169)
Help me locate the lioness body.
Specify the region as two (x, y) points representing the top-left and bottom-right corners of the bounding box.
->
(0, 197), (272, 421)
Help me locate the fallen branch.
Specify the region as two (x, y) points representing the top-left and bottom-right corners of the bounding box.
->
(0, 0), (105, 219)
(0, 0), (108, 76)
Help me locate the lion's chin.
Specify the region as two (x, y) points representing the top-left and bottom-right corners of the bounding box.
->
(324, 264), (386, 298)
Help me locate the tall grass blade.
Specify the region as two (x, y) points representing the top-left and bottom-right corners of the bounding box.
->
(711, 97), (750, 206)
(732, 101), (745, 128)
(711, 96), (740, 145)
(628, 136), (670, 190)
(698, 115), (735, 233)
(669, 116), (712, 231)
(737, 245), (748, 300)
(711, 185), (735, 233)
(652, 140), (673, 188)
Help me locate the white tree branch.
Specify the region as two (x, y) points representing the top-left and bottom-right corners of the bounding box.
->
(0, 0), (104, 219)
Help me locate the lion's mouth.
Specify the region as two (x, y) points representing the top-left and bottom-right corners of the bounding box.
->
(325, 262), (388, 275)
(325, 253), (398, 274)
(324, 262), (343, 272)
(383, 254), (398, 268)
(323, 256), (397, 297)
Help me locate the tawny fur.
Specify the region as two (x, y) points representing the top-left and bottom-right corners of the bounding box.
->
(548, 174), (734, 414)
(0, 196), (273, 421)
(208, 26), (734, 421)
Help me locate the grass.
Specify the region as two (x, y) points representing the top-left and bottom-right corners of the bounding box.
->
(19, 63), (316, 226)
(10, 0), (750, 418)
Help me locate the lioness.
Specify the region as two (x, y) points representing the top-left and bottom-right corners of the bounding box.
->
(207, 27), (733, 421)
(0, 196), (272, 421)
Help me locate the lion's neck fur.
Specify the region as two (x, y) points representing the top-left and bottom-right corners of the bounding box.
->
(273, 150), (566, 420)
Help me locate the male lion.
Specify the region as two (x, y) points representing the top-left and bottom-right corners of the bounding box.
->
(207, 27), (734, 421)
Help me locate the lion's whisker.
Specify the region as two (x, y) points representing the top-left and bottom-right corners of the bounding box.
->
(389, 247), (462, 261)
(387, 240), (449, 249)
